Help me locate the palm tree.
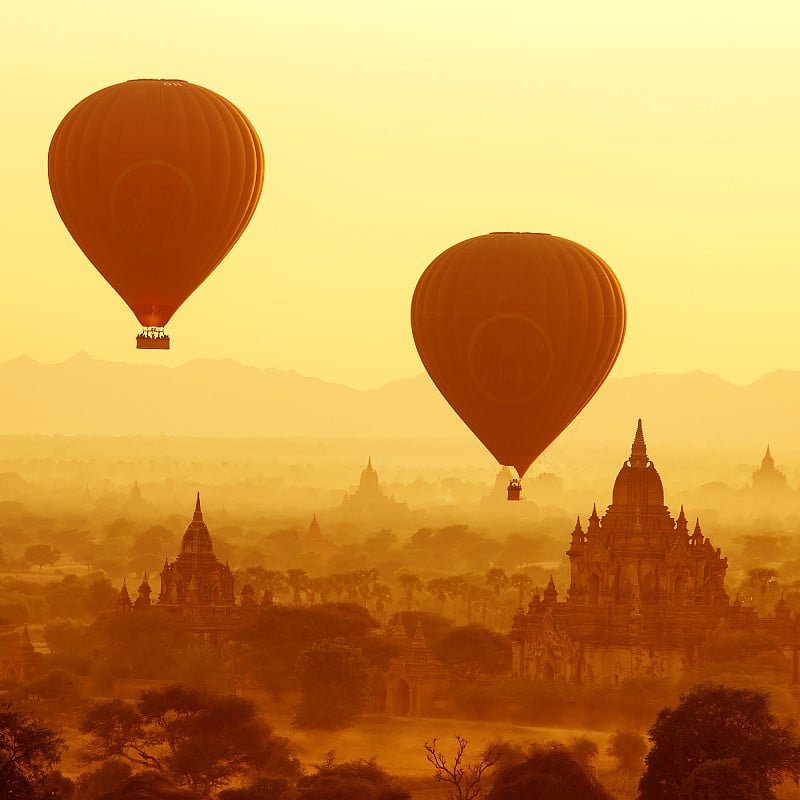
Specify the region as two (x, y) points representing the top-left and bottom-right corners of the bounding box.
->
(444, 574), (468, 623)
(747, 567), (779, 616)
(484, 567), (509, 629)
(397, 572), (425, 612)
(427, 577), (450, 616)
(510, 572), (534, 608)
(371, 582), (392, 620)
(285, 568), (311, 605)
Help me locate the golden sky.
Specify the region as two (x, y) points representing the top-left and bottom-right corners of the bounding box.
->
(2, 1), (799, 388)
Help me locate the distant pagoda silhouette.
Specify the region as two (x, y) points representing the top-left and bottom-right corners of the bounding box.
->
(751, 445), (794, 496)
(338, 457), (409, 522)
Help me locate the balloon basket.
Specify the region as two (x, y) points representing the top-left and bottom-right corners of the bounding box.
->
(136, 329), (170, 350)
(507, 479), (522, 501)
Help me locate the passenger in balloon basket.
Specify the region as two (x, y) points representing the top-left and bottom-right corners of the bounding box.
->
(507, 477), (522, 501)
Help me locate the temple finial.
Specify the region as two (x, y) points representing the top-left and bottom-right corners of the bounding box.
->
(193, 492), (203, 521)
(630, 419), (648, 466)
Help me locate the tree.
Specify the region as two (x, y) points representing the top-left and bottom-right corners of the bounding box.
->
(397, 572), (424, 612)
(679, 758), (759, 800)
(424, 736), (501, 800)
(218, 776), (294, 800)
(79, 686), (298, 798)
(606, 730), (647, 775)
(484, 568), (509, 628)
(427, 578), (451, 616)
(370, 582), (392, 620)
(509, 573), (533, 608)
(297, 757), (410, 800)
(568, 737), (599, 772)
(294, 638), (370, 729)
(0, 703), (67, 799)
(745, 567), (779, 616)
(431, 624), (511, 681)
(486, 744), (613, 800)
(23, 545), (60, 571)
(285, 569), (311, 605)
(233, 603), (380, 700)
(638, 684), (800, 800)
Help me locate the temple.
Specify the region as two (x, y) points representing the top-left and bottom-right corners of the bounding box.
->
(0, 625), (39, 682)
(385, 618), (450, 716)
(116, 493), (241, 643)
(511, 420), (733, 684)
(751, 445), (794, 497)
(338, 458), (409, 522)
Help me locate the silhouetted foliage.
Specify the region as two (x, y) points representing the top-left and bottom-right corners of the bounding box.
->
(93, 771), (199, 800)
(75, 760), (133, 800)
(679, 758), (759, 800)
(486, 743), (613, 800)
(294, 638), (370, 729)
(23, 545), (60, 571)
(217, 776), (295, 800)
(431, 624), (511, 681)
(606, 730), (647, 775)
(297, 757), (410, 800)
(0, 703), (67, 800)
(80, 686), (299, 797)
(20, 668), (83, 707)
(233, 603), (380, 699)
(568, 736), (599, 771)
(424, 736), (501, 800)
(638, 684), (800, 800)
(87, 611), (193, 686)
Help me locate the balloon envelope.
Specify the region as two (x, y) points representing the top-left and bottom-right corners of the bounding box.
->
(411, 233), (626, 477)
(48, 79), (264, 333)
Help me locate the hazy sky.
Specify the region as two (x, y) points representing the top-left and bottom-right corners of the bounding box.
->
(2, 1), (799, 388)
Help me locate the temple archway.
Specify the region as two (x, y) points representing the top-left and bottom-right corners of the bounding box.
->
(393, 679), (411, 715)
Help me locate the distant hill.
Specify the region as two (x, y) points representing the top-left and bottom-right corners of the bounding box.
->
(1, 354), (799, 456)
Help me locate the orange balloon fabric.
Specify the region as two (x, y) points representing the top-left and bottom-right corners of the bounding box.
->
(48, 79), (264, 328)
(411, 233), (626, 478)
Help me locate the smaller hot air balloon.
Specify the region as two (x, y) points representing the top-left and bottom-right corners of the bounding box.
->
(411, 233), (626, 495)
(48, 79), (264, 349)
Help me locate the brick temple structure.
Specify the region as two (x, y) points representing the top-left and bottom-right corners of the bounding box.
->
(511, 420), (742, 685)
(385, 618), (450, 716)
(116, 493), (242, 643)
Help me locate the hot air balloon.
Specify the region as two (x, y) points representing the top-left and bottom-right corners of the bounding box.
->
(411, 233), (626, 496)
(48, 79), (264, 349)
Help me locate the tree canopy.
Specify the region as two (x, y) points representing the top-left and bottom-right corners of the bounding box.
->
(294, 638), (371, 729)
(638, 683), (800, 800)
(79, 686), (299, 797)
(0, 704), (68, 800)
(486, 744), (613, 800)
(431, 624), (511, 681)
(297, 757), (411, 800)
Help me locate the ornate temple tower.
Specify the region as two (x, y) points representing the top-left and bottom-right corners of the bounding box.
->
(566, 420), (727, 609)
(511, 420), (731, 685)
(158, 493), (236, 607)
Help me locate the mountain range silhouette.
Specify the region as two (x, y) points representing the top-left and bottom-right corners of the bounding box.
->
(1, 354), (798, 456)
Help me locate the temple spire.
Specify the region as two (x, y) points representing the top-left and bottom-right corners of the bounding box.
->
(193, 492), (203, 521)
(630, 419), (648, 467)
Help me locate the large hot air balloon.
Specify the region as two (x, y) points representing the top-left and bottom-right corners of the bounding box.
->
(48, 79), (264, 349)
(411, 233), (626, 490)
